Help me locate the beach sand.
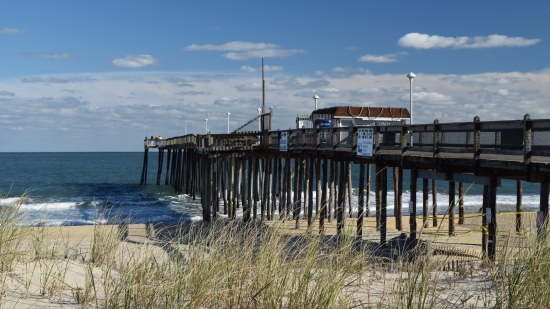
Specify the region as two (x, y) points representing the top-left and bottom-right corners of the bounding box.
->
(0, 212), (540, 308)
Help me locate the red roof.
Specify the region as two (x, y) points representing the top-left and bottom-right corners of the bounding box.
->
(311, 106), (410, 119)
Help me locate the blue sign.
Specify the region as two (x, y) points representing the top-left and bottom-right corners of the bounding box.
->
(315, 119), (332, 128)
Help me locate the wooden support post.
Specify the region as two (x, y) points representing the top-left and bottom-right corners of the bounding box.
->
(487, 176), (498, 260)
(233, 158), (240, 219)
(303, 159), (309, 221)
(259, 159), (268, 221)
(223, 157), (228, 215)
(315, 158), (321, 218)
(337, 160), (345, 235)
(277, 157), (283, 216)
(253, 157), (259, 221)
(423, 178), (429, 228)
(239, 159), (244, 209)
(246, 158), (252, 221)
(375, 164), (381, 231)
(329, 159), (335, 222)
(293, 157), (299, 221)
(449, 181), (456, 236)
(357, 163), (365, 239)
(165, 149), (171, 185)
(140, 148), (149, 186)
(432, 178), (438, 227)
(280, 158), (287, 219)
(307, 159), (314, 226)
(394, 167), (402, 230)
(156, 149), (163, 185)
(380, 164), (388, 247)
(539, 181), (549, 238)
(262, 158), (270, 221)
(320, 158), (328, 234)
(286, 155), (292, 220)
(228, 157), (234, 218)
(295, 157), (303, 228)
(347, 162), (353, 218)
(204, 157), (211, 222)
(482, 185), (488, 257)
(211, 157), (217, 220)
(458, 182), (465, 225)
(516, 180), (522, 232)
(410, 168), (418, 241)
(271, 158), (278, 221)
(366, 164), (370, 217)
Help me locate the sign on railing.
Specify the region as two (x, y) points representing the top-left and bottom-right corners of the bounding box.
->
(280, 131), (288, 152)
(357, 128), (374, 157)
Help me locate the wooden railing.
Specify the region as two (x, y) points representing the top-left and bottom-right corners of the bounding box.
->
(145, 115), (550, 162)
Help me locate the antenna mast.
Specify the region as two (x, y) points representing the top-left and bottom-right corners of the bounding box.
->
(262, 58), (265, 114)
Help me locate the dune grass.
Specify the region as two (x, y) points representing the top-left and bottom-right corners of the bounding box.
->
(1, 195), (550, 308)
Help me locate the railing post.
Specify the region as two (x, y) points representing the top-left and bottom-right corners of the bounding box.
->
(316, 128), (321, 150)
(433, 119), (440, 169)
(374, 122), (381, 156)
(524, 114), (532, 181)
(474, 116), (481, 175)
(400, 123), (407, 165)
(352, 126), (358, 154)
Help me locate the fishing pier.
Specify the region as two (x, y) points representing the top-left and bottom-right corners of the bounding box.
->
(140, 110), (550, 260)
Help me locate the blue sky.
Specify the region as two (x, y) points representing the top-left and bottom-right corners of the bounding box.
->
(1, 1), (549, 151)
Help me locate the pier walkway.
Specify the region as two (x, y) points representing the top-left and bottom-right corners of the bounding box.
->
(140, 113), (550, 260)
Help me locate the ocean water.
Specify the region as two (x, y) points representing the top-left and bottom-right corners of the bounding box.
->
(0, 152), (543, 226)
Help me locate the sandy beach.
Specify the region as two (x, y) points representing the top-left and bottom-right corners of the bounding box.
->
(0, 212), (541, 308)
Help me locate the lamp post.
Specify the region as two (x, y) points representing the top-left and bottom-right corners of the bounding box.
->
(205, 114), (209, 134)
(258, 108), (262, 132)
(313, 95), (319, 111)
(227, 112), (230, 133)
(407, 72), (416, 146)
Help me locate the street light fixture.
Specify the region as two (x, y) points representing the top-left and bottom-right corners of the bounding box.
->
(227, 112), (230, 134)
(313, 95), (319, 110)
(407, 72), (416, 146)
(258, 108), (262, 132)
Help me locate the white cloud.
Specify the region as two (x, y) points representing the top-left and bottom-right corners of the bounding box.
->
(2, 70), (550, 151)
(184, 41), (305, 61)
(239, 65), (284, 72)
(1, 27), (23, 34)
(174, 91), (210, 96)
(398, 33), (541, 49)
(358, 52), (407, 63)
(183, 41), (279, 51)
(42, 53), (74, 60)
(112, 54), (159, 68)
(442, 75), (530, 86)
(223, 49), (305, 60)
(21, 76), (69, 83)
(399, 91), (455, 106)
(332, 67), (352, 73)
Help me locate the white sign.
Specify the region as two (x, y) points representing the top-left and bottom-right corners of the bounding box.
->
(408, 201), (413, 214)
(279, 131), (288, 152)
(357, 128), (374, 157)
(486, 208), (492, 224)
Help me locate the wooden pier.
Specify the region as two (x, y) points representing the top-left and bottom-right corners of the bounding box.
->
(141, 113), (550, 260)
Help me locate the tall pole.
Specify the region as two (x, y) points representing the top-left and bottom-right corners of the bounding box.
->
(227, 112), (230, 133)
(205, 114), (209, 134)
(262, 58), (265, 114)
(313, 95), (319, 111)
(407, 72), (416, 146)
